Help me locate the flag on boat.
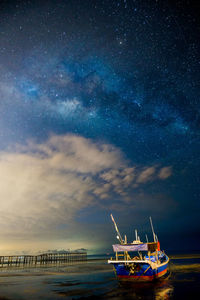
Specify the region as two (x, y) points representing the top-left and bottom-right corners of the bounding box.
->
(157, 241), (160, 251)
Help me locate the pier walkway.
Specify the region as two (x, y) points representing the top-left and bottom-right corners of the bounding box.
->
(0, 252), (87, 267)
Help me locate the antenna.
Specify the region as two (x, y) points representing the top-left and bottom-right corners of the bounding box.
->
(110, 214), (123, 244)
(145, 234), (149, 243)
(135, 229), (138, 241)
(124, 235), (127, 244)
(149, 216), (156, 242)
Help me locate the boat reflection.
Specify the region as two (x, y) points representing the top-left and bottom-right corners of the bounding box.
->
(117, 278), (174, 299)
(154, 280), (174, 299)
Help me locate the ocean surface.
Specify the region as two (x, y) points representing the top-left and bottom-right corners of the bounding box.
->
(0, 254), (199, 299)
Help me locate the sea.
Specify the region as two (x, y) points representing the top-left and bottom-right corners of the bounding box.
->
(0, 253), (199, 300)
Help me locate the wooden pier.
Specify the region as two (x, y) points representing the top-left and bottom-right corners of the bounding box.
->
(0, 251), (87, 267)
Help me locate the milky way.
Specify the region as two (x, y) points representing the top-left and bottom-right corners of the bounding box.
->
(0, 0), (199, 252)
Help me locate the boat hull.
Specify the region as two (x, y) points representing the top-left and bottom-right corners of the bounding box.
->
(112, 260), (168, 281)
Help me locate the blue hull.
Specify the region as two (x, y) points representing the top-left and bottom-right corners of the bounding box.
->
(113, 261), (168, 281)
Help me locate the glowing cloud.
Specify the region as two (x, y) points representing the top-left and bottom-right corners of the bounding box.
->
(0, 134), (172, 252)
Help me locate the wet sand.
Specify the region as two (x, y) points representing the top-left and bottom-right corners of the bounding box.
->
(0, 256), (199, 299)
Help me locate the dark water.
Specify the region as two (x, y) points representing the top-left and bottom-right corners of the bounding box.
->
(0, 255), (199, 299)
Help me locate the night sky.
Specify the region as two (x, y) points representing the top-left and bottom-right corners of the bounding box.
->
(0, 0), (199, 254)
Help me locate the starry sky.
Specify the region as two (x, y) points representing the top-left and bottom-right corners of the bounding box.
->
(0, 0), (199, 254)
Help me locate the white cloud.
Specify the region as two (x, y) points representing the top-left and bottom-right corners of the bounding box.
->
(158, 166), (172, 179)
(0, 135), (126, 236)
(0, 134), (173, 252)
(137, 166), (156, 183)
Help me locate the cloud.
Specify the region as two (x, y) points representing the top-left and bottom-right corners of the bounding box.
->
(158, 167), (172, 179)
(137, 167), (156, 183)
(0, 135), (126, 236)
(0, 134), (173, 252)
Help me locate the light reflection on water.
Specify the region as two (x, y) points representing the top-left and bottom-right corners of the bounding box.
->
(0, 257), (199, 299)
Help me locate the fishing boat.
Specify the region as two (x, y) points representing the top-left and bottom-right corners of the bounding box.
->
(108, 214), (169, 281)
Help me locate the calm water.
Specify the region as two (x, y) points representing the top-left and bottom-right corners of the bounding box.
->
(0, 255), (199, 299)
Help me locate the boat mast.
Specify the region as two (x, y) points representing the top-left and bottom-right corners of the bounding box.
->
(149, 216), (156, 242)
(110, 214), (123, 244)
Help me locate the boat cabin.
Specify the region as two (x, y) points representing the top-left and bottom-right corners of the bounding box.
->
(111, 242), (161, 262)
